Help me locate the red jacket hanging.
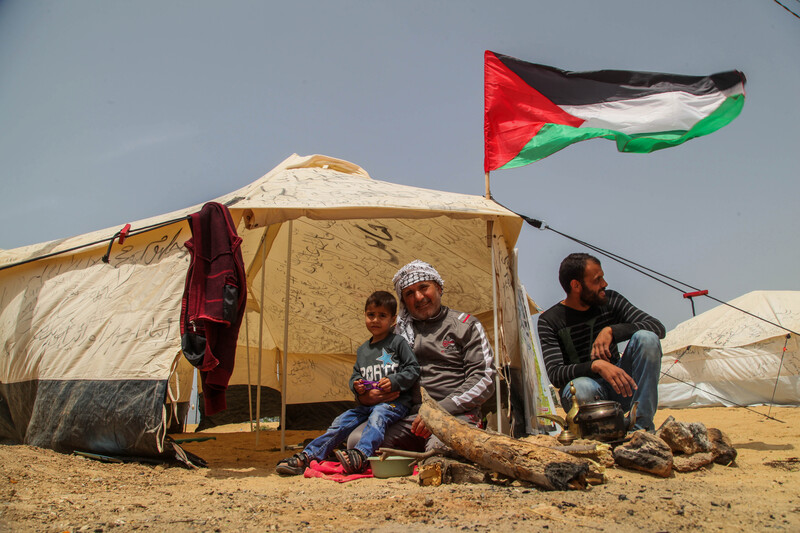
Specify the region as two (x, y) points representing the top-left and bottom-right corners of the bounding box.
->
(180, 202), (247, 415)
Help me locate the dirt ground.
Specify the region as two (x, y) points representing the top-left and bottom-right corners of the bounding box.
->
(1, 406), (799, 532)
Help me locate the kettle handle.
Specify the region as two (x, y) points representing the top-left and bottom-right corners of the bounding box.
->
(626, 401), (639, 431)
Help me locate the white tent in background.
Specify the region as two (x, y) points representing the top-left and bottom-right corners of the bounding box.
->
(658, 290), (800, 408)
(0, 154), (547, 458)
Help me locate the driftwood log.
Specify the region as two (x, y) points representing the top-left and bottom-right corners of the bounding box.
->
(522, 434), (615, 467)
(418, 388), (590, 490)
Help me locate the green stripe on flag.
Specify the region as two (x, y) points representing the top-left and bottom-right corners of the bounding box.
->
(499, 94), (744, 169)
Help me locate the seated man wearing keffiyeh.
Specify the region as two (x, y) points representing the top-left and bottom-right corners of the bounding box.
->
(348, 260), (496, 452)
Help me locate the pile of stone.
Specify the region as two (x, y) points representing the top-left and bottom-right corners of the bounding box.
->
(612, 416), (737, 477)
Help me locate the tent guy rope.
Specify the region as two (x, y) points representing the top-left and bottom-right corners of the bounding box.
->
(0, 215), (191, 272)
(515, 213), (800, 337)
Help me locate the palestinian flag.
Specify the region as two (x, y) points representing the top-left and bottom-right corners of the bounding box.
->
(484, 50), (746, 172)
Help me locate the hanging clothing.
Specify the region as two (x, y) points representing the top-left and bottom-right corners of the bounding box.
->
(180, 202), (247, 415)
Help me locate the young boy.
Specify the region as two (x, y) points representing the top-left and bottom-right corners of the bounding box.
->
(275, 291), (419, 475)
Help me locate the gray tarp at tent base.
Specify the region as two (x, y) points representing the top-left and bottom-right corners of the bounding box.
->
(0, 153), (551, 457)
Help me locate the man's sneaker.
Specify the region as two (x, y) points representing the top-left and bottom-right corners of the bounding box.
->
(275, 452), (310, 475)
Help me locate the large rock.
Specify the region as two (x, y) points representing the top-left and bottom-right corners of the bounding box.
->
(657, 417), (712, 454)
(673, 452), (715, 472)
(613, 431), (673, 477)
(655, 416), (737, 471)
(708, 427), (738, 465)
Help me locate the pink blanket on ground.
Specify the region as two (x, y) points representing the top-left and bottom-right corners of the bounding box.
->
(303, 460), (373, 483)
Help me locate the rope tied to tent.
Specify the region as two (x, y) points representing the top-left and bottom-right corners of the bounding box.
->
(767, 334), (792, 419)
(516, 213), (800, 337)
(101, 224), (131, 263)
(0, 215), (191, 272)
(683, 290), (708, 317)
(659, 368), (785, 423)
(512, 208), (796, 423)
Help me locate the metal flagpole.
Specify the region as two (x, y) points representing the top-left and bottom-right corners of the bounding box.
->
(485, 171), (503, 433)
(280, 220), (294, 453)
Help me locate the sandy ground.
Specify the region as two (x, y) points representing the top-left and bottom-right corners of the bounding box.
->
(1, 406), (799, 532)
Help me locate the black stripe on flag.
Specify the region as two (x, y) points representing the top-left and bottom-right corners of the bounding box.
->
(494, 53), (745, 106)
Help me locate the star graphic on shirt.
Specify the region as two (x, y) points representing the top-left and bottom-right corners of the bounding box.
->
(379, 349), (394, 366)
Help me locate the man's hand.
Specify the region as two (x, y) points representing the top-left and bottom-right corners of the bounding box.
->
(377, 377), (393, 392)
(410, 414), (432, 438)
(591, 327), (615, 361)
(591, 359), (637, 397)
(353, 379), (366, 395)
(357, 388), (400, 406)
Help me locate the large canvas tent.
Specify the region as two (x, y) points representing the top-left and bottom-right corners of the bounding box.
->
(0, 154), (540, 457)
(658, 290), (800, 408)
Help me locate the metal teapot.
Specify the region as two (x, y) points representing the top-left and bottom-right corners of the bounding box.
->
(574, 399), (637, 442)
(538, 381), (638, 444)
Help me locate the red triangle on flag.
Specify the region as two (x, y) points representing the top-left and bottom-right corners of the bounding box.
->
(484, 51), (584, 171)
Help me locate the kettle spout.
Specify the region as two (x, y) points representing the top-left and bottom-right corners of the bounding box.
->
(625, 401), (639, 431)
(537, 414), (567, 429)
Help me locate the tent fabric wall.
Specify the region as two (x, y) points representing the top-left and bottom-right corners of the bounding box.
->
(0, 154), (528, 456)
(0, 228), (188, 454)
(658, 290), (800, 408)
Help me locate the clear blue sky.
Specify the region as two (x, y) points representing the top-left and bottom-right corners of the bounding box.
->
(2, 1), (798, 331)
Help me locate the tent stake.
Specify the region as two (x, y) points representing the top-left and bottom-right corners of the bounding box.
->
(280, 220), (294, 452)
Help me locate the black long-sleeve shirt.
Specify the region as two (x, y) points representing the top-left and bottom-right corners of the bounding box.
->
(537, 290), (665, 389)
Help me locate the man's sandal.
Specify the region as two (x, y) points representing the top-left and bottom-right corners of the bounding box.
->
(334, 449), (367, 475)
(275, 451), (310, 476)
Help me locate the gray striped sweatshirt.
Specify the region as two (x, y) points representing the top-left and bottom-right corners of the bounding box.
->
(409, 307), (496, 416)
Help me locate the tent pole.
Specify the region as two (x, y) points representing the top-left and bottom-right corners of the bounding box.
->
(280, 220), (294, 453)
(485, 171), (491, 199)
(245, 310), (253, 432)
(489, 220), (502, 434)
(255, 228), (268, 445)
(767, 334), (791, 419)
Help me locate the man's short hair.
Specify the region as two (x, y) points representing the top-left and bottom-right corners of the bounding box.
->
(558, 253), (601, 294)
(365, 290), (397, 315)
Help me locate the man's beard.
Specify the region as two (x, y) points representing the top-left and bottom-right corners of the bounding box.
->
(579, 283), (608, 307)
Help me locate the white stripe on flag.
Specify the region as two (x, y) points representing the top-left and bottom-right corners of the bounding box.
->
(561, 88), (735, 135)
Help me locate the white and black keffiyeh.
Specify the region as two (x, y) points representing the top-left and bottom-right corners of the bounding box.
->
(391, 260), (444, 346)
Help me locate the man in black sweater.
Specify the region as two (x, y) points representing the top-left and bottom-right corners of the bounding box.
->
(537, 253), (665, 431)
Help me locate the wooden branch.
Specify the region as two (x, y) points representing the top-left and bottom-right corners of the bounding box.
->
(418, 388), (590, 490)
(375, 447), (438, 463)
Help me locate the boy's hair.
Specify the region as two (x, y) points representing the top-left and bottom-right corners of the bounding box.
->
(558, 252), (601, 294)
(365, 290), (397, 315)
